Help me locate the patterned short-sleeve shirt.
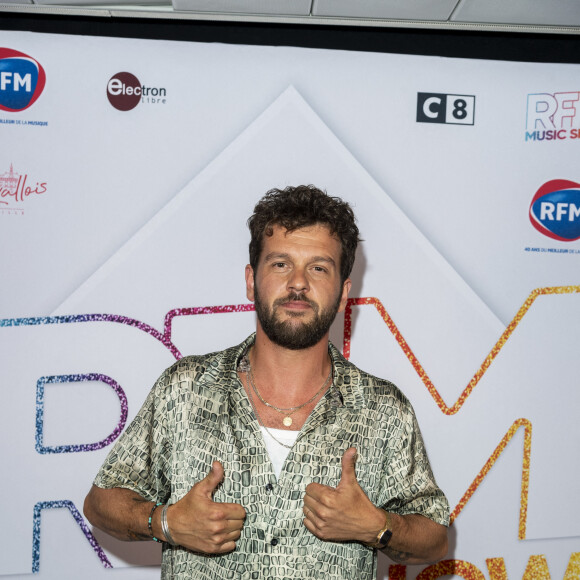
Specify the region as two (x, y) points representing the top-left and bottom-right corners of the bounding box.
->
(94, 334), (449, 579)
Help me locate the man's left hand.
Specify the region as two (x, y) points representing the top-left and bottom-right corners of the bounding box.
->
(303, 447), (385, 543)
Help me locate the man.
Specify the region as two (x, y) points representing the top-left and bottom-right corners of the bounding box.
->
(84, 185), (449, 579)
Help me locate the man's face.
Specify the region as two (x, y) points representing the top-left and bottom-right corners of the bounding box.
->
(245, 224), (351, 350)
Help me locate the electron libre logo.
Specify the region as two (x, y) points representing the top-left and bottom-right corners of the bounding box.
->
(529, 179), (580, 241)
(0, 48), (46, 112)
(106, 72), (167, 111)
(525, 92), (580, 142)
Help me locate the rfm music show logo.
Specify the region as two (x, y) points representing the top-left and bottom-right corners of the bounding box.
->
(416, 93), (476, 125)
(106, 72), (167, 111)
(0, 48), (46, 112)
(529, 179), (580, 241)
(525, 92), (580, 142)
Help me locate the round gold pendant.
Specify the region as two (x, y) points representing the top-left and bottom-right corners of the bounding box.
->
(283, 416), (293, 427)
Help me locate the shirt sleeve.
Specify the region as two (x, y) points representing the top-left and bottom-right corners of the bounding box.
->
(382, 405), (450, 527)
(93, 369), (173, 503)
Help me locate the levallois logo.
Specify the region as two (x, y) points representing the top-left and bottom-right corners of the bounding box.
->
(0, 48), (46, 112)
(529, 179), (580, 241)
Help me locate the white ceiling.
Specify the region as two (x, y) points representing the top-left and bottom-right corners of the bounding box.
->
(2, 0), (580, 33)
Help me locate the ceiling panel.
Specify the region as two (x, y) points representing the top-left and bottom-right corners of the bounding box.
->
(170, 0), (311, 14)
(312, 0), (460, 20)
(451, 0), (580, 26)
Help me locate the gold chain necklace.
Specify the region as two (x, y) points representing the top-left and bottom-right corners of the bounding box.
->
(246, 384), (295, 449)
(247, 363), (332, 427)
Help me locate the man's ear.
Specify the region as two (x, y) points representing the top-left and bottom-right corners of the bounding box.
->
(245, 264), (255, 302)
(337, 278), (352, 313)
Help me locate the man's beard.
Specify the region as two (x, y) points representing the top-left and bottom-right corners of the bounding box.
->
(254, 284), (342, 350)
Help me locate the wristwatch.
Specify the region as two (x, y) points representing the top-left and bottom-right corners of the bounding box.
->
(369, 509), (392, 549)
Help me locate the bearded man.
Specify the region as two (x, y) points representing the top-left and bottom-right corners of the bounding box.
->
(84, 185), (449, 579)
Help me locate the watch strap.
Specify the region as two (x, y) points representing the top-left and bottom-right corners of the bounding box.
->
(369, 509), (392, 549)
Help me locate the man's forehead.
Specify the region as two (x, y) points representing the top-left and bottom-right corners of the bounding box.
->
(266, 222), (338, 241)
(258, 224), (341, 266)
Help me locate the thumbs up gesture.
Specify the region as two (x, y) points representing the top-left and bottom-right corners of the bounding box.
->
(165, 461), (246, 553)
(303, 448), (386, 544)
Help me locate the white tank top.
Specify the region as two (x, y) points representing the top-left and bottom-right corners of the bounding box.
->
(259, 426), (300, 478)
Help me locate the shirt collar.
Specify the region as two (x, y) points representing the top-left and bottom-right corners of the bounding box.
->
(327, 341), (364, 411)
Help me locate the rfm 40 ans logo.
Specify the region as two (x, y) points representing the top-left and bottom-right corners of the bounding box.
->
(529, 179), (580, 241)
(0, 48), (46, 112)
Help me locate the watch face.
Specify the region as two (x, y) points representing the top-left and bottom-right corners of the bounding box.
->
(378, 529), (393, 548)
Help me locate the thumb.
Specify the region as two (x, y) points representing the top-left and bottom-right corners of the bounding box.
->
(337, 447), (358, 488)
(197, 461), (224, 498)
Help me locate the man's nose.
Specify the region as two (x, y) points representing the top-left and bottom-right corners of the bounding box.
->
(287, 268), (309, 293)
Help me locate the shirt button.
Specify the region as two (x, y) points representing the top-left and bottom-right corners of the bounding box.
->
(265, 483), (274, 492)
(270, 538), (279, 546)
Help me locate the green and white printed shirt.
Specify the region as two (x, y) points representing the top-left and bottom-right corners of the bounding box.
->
(94, 334), (449, 579)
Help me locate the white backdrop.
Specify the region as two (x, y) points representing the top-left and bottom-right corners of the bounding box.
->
(1, 30), (579, 579)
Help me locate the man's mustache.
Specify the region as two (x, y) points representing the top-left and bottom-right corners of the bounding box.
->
(273, 292), (318, 312)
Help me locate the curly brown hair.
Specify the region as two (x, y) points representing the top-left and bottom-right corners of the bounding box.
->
(247, 185), (360, 283)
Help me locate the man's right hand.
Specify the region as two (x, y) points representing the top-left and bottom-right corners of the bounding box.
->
(166, 460), (246, 554)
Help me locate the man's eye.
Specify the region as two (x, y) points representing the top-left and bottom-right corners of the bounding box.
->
(313, 266), (327, 273)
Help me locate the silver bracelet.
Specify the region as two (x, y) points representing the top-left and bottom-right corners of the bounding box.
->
(160, 504), (177, 546)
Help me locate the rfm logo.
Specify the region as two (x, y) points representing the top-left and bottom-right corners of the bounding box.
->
(416, 93), (475, 125)
(529, 179), (580, 241)
(106, 72), (167, 111)
(0, 48), (46, 112)
(525, 92), (580, 141)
